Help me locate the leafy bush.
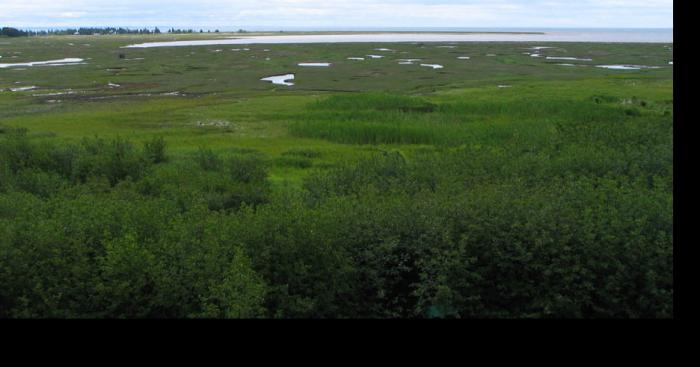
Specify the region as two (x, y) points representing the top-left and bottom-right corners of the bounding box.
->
(282, 148), (322, 159)
(195, 147), (222, 171)
(72, 136), (149, 185)
(0, 88), (673, 318)
(275, 156), (313, 169)
(227, 154), (267, 184)
(143, 136), (167, 164)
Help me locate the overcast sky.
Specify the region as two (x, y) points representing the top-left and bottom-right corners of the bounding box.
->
(0, 0), (674, 29)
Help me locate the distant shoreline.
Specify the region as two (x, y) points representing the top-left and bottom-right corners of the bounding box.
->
(1, 28), (671, 44)
(119, 31), (672, 48)
(2, 30), (548, 37)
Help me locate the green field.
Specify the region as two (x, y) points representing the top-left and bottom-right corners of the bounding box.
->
(0, 34), (673, 318)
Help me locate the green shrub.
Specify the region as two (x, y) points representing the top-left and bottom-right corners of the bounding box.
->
(590, 94), (619, 104)
(72, 136), (149, 185)
(303, 151), (408, 202)
(195, 147), (222, 171)
(227, 154), (267, 184)
(282, 148), (322, 159)
(0, 81), (673, 318)
(143, 136), (167, 164)
(13, 169), (67, 198)
(275, 156), (313, 169)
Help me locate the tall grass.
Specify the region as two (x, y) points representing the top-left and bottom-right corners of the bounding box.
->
(289, 93), (654, 146)
(311, 93), (437, 113)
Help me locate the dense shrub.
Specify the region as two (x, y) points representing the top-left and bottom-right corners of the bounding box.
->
(282, 148), (322, 159)
(227, 154), (267, 184)
(143, 136), (167, 164)
(0, 89), (673, 318)
(195, 147), (222, 171)
(275, 156), (313, 169)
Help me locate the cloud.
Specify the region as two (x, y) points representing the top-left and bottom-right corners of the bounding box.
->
(0, 0), (673, 28)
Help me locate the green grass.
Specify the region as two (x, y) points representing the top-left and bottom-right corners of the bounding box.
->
(0, 34), (673, 318)
(289, 79), (671, 146)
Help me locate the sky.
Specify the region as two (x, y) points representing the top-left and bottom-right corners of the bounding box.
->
(0, 0), (674, 29)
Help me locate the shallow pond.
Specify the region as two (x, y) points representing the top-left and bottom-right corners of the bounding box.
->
(0, 58), (85, 69)
(261, 74), (295, 86)
(9, 86), (37, 92)
(596, 65), (661, 70)
(546, 56), (592, 61)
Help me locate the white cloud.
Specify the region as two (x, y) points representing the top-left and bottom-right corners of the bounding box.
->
(0, 0), (673, 28)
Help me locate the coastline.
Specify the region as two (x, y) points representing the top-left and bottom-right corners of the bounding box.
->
(122, 30), (673, 48)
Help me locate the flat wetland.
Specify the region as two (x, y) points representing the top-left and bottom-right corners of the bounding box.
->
(0, 32), (674, 318)
(0, 33), (673, 183)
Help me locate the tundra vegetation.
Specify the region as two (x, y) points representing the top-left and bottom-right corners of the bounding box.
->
(0, 34), (673, 318)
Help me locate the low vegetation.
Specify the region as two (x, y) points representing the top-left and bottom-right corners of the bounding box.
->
(0, 87), (672, 318)
(0, 36), (673, 318)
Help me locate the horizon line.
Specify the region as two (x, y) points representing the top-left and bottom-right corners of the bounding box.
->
(6, 26), (674, 30)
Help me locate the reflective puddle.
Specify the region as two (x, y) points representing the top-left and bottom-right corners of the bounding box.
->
(596, 65), (661, 70)
(546, 56), (592, 61)
(9, 86), (37, 92)
(261, 74), (295, 86)
(0, 58), (85, 68)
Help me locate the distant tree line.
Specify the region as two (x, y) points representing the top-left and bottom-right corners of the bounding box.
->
(0, 26), (227, 37)
(1, 27), (30, 37)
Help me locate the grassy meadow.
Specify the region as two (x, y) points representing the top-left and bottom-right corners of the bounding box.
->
(0, 33), (673, 318)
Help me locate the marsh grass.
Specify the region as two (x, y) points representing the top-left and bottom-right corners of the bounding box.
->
(289, 92), (657, 146)
(0, 36), (673, 318)
(274, 156), (313, 169)
(282, 148), (323, 159)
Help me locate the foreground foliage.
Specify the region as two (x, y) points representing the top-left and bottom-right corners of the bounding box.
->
(0, 88), (673, 318)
